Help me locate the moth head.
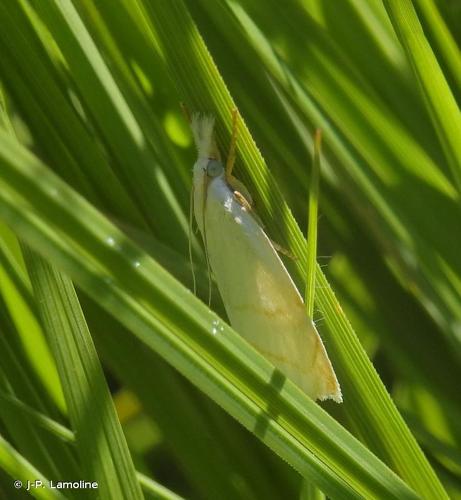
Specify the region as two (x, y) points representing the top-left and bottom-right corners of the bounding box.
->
(206, 159), (224, 178)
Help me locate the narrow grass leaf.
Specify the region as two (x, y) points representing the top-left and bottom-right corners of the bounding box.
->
(21, 246), (144, 500)
(384, 0), (461, 192)
(137, 472), (186, 500)
(0, 392), (74, 444)
(301, 128), (325, 500)
(0, 235), (65, 412)
(0, 433), (66, 500)
(414, 0), (461, 90)
(305, 129), (321, 317)
(0, 299), (79, 481)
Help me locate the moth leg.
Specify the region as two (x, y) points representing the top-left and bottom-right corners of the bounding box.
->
(270, 240), (298, 261)
(233, 190), (252, 211)
(233, 188), (296, 260)
(180, 102), (192, 124)
(233, 190), (266, 228)
(233, 185), (297, 260)
(226, 108), (239, 179)
(226, 110), (265, 227)
(228, 175), (253, 206)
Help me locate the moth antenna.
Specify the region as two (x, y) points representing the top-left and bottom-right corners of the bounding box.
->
(180, 102), (192, 124)
(201, 173), (213, 306)
(188, 183), (197, 295)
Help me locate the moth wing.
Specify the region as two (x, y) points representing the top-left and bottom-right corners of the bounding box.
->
(205, 179), (341, 402)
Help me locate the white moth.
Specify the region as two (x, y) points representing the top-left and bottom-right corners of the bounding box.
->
(191, 113), (341, 403)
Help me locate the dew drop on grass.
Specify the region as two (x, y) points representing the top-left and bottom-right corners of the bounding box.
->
(133, 261), (141, 269)
(106, 236), (116, 247)
(211, 319), (224, 335)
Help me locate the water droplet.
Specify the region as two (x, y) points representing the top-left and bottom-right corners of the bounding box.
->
(133, 261), (141, 268)
(106, 236), (116, 246)
(211, 319), (224, 335)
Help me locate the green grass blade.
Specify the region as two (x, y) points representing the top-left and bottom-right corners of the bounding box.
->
(137, 472), (186, 500)
(0, 255), (79, 481)
(384, 0), (461, 192)
(300, 480), (326, 500)
(0, 433), (66, 500)
(21, 247), (144, 500)
(305, 129), (321, 317)
(302, 127), (325, 500)
(0, 231), (65, 413)
(0, 392), (74, 444)
(414, 0), (461, 90)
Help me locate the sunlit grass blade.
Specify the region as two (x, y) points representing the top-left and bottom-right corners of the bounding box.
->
(305, 129), (321, 317)
(21, 246), (144, 500)
(302, 129), (325, 500)
(414, 0), (461, 90)
(137, 473), (186, 500)
(0, 230), (65, 412)
(384, 0), (461, 192)
(0, 433), (66, 500)
(300, 481), (326, 500)
(0, 268), (78, 481)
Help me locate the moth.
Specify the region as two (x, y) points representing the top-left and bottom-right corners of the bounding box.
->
(190, 111), (341, 402)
